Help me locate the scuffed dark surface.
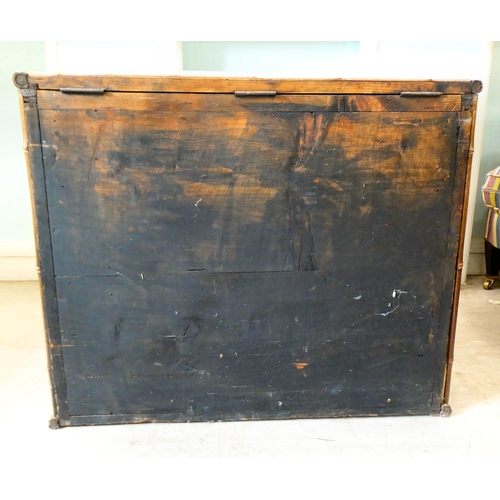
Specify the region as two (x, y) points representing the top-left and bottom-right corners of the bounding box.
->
(28, 89), (469, 423)
(57, 268), (439, 418)
(41, 108), (457, 277)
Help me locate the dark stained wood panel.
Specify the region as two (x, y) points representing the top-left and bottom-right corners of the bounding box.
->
(39, 97), (459, 278)
(15, 74), (479, 427)
(57, 267), (440, 419)
(18, 89), (70, 422)
(37, 91), (344, 112)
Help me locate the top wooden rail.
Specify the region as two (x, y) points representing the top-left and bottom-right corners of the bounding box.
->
(13, 73), (483, 95)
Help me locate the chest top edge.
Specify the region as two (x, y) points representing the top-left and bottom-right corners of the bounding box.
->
(13, 73), (483, 96)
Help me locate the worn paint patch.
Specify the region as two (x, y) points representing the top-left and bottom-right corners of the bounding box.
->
(178, 181), (279, 199)
(314, 177), (344, 191)
(202, 166), (234, 176)
(94, 179), (127, 196)
(359, 205), (372, 216)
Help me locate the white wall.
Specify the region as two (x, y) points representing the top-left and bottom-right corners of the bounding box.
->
(182, 42), (361, 76)
(44, 41), (182, 75)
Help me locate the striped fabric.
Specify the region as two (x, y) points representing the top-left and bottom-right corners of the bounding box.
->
(482, 167), (500, 247)
(482, 166), (500, 209)
(485, 207), (500, 248)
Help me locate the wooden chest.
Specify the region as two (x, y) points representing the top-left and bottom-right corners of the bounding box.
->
(14, 73), (481, 427)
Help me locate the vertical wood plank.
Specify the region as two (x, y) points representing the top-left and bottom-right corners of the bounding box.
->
(18, 87), (69, 425)
(436, 94), (477, 406)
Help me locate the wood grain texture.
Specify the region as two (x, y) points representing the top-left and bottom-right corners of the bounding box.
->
(63, 402), (440, 426)
(37, 91), (344, 112)
(440, 95), (478, 404)
(28, 74), (481, 95)
(56, 268), (440, 419)
(18, 89), (69, 423)
(17, 77), (478, 425)
(39, 95), (459, 278)
(345, 95), (461, 112)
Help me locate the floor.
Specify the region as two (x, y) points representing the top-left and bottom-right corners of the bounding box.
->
(1, 277), (499, 458)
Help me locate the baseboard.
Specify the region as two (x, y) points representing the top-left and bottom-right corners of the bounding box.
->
(0, 239), (37, 281)
(466, 237), (486, 277)
(0, 257), (38, 281)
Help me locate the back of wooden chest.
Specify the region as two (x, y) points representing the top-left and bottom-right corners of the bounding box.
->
(14, 74), (480, 426)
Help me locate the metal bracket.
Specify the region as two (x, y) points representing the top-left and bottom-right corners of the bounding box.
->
(20, 88), (37, 100)
(13, 72), (34, 89)
(470, 80), (483, 94)
(462, 93), (475, 110)
(60, 87), (105, 95)
(234, 90), (277, 97)
(48, 417), (61, 430)
(439, 403), (452, 417)
(20, 88), (38, 108)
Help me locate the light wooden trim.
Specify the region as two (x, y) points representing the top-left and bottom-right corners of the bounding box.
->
(24, 74), (483, 95)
